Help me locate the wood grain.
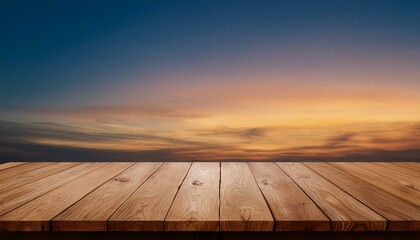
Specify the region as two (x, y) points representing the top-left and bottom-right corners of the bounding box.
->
(0, 162), (27, 171)
(0, 162), (54, 182)
(165, 162), (220, 231)
(277, 163), (387, 231)
(249, 162), (330, 231)
(371, 162), (420, 178)
(220, 162), (274, 231)
(0, 162), (133, 231)
(52, 162), (162, 231)
(0, 163), (105, 217)
(108, 162), (191, 231)
(305, 162), (420, 231)
(393, 162), (420, 171)
(360, 163), (420, 190)
(0, 162), (80, 195)
(329, 162), (420, 207)
(0, 161), (418, 232)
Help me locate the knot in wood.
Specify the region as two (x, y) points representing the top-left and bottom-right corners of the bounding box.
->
(114, 177), (129, 182)
(192, 180), (203, 186)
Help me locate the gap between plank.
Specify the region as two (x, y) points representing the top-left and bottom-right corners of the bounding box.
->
(105, 162), (165, 230)
(274, 163), (333, 231)
(0, 162), (29, 171)
(247, 162), (277, 231)
(305, 163), (391, 231)
(47, 162), (136, 231)
(218, 162), (221, 232)
(0, 163), (109, 218)
(0, 162), (84, 194)
(162, 162), (193, 231)
(326, 162), (420, 208)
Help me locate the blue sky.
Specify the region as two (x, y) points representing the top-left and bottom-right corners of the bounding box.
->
(2, 0), (419, 106)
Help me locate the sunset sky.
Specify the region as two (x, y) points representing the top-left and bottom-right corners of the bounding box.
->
(1, 0), (420, 161)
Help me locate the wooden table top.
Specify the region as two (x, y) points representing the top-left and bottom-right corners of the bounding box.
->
(0, 162), (418, 232)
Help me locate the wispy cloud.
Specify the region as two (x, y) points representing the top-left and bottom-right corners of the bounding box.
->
(0, 120), (206, 150)
(1, 120), (420, 162)
(327, 133), (354, 146)
(197, 127), (267, 140)
(0, 105), (210, 124)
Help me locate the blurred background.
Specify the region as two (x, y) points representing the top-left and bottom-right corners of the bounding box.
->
(1, 0), (420, 162)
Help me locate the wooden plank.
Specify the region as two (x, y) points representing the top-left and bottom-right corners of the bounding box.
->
(0, 162), (27, 171)
(0, 163), (105, 217)
(0, 161), (417, 233)
(0, 162), (54, 182)
(165, 162), (220, 231)
(352, 163), (420, 191)
(305, 162), (420, 231)
(371, 162), (419, 179)
(108, 162), (191, 231)
(277, 163), (387, 231)
(220, 232), (420, 240)
(52, 162), (162, 231)
(386, 162), (420, 171)
(366, 163), (420, 191)
(220, 162), (274, 231)
(249, 162), (330, 231)
(0, 162), (80, 195)
(0, 162), (133, 231)
(329, 162), (420, 207)
(396, 162), (420, 171)
(1, 231), (420, 240)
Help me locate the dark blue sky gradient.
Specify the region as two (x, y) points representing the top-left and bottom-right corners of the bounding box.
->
(1, 0), (420, 107)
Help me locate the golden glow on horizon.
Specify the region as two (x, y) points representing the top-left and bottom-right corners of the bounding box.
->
(2, 70), (420, 160)
(24, 119), (420, 160)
